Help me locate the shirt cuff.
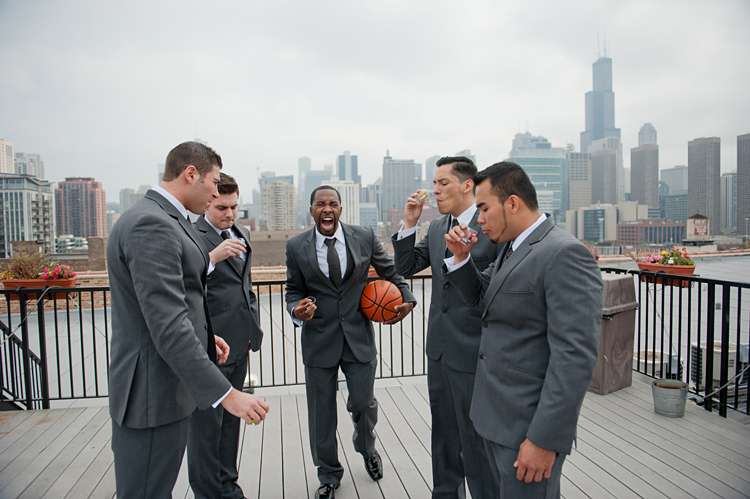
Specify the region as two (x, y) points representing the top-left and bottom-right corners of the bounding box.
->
(207, 262), (215, 275)
(291, 310), (303, 327)
(212, 386), (233, 408)
(445, 254), (472, 272)
(397, 225), (417, 240)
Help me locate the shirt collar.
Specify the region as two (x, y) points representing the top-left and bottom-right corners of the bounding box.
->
(452, 204), (477, 227)
(204, 215), (228, 236)
(153, 185), (189, 220)
(511, 213), (547, 252)
(315, 223), (345, 249)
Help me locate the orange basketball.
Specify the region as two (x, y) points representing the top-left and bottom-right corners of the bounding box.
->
(360, 280), (403, 322)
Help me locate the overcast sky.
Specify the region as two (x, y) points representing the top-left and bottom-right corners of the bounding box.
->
(1, 0), (748, 204)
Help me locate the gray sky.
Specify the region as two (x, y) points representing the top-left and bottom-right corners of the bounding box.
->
(1, 0), (748, 203)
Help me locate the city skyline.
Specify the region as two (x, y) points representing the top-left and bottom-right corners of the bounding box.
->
(1, 1), (749, 198)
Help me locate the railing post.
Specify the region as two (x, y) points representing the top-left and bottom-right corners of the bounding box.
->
(19, 291), (34, 410)
(37, 291), (50, 409)
(719, 285), (731, 418)
(704, 283), (715, 412)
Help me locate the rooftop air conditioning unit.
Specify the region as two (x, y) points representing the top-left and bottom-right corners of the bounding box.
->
(633, 350), (682, 380)
(690, 342), (744, 392)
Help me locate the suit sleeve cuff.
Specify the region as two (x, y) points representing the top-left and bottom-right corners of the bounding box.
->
(212, 386), (232, 408)
(396, 225), (417, 240)
(445, 254), (472, 272)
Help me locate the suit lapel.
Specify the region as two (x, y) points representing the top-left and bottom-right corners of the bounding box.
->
(235, 224), (252, 281)
(306, 229), (337, 291)
(340, 223), (362, 293)
(482, 217), (555, 317)
(146, 190), (209, 272)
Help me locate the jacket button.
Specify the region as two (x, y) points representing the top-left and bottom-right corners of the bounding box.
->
(243, 304), (248, 310)
(442, 307), (448, 313)
(479, 353), (484, 359)
(204, 324), (208, 330)
(341, 317), (345, 322)
(443, 283), (450, 289)
(483, 322), (488, 328)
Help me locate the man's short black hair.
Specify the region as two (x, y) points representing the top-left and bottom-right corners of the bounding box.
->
(436, 156), (477, 183)
(474, 161), (538, 211)
(310, 185), (342, 206)
(217, 172), (239, 196)
(162, 141), (222, 182)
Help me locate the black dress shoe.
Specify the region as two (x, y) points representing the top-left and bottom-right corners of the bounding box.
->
(315, 483), (339, 499)
(364, 451), (383, 480)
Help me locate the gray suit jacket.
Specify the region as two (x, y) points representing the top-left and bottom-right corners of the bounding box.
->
(285, 223), (417, 369)
(194, 217), (264, 364)
(445, 217), (602, 455)
(107, 190), (231, 429)
(391, 211), (502, 373)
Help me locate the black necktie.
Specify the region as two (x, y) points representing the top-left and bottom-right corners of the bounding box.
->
(325, 238), (342, 287)
(221, 229), (244, 266)
(502, 244), (514, 266)
(220, 230), (231, 241)
(446, 218), (459, 258)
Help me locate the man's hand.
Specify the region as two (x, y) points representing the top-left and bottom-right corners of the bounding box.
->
(221, 388), (270, 425)
(209, 239), (247, 265)
(214, 335), (230, 364)
(293, 298), (317, 322)
(514, 438), (556, 483)
(383, 301), (414, 325)
(445, 223), (477, 263)
(403, 193), (425, 229)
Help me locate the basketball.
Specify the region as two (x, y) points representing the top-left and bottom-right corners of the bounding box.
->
(360, 280), (403, 322)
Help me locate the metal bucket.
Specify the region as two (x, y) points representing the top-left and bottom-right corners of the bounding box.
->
(651, 379), (688, 418)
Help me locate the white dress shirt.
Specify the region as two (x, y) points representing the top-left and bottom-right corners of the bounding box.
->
(204, 216), (246, 262)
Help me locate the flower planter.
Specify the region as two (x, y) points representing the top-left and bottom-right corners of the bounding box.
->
(1, 277), (78, 300)
(636, 262), (695, 287)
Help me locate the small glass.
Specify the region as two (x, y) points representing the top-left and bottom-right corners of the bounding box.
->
(460, 227), (478, 245)
(415, 189), (430, 205)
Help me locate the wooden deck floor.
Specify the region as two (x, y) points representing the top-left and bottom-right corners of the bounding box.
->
(1, 378), (749, 499)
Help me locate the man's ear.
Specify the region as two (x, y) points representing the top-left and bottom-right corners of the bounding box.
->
(463, 179), (474, 195)
(507, 194), (521, 214)
(184, 165), (198, 185)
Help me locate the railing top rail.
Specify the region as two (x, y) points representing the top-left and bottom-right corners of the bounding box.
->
(600, 266), (750, 289)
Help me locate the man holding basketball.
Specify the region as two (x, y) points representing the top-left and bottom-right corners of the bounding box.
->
(285, 185), (416, 499)
(392, 156), (501, 499)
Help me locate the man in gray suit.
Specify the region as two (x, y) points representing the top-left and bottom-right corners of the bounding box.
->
(285, 186), (416, 499)
(391, 156), (500, 499)
(188, 172), (264, 499)
(444, 162), (602, 498)
(107, 142), (269, 498)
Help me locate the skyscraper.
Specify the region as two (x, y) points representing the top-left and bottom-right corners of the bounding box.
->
(507, 133), (568, 214)
(454, 149), (476, 166)
(0, 174), (56, 255)
(567, 151), (592, 210)
(720, 171), (737, 234)
(738, 134), (750, 237)
(328, 180), (360, 226)
(0, 139), (14, 174)
(580, 57), (621, 153)
(589, 137), (622, 204)
(425, 155), (440, 184)
(14, 152), (45, 178)
(55, 177), (107, 238)
(337, 151), (360, 185)
(631, 142), (659, 208)
(661, 165), (688, 195)
(261, 180), (296, 231)
(638, 123), (657, 146)
(382, 152), (419, 223)
(119, 188), (145, 214)
(688, 137), (721, 236)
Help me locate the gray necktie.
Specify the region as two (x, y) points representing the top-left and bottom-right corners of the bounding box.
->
(502, 244), (514, 266)
(325, 238), (342, 287)
(446, 218), (459, 258)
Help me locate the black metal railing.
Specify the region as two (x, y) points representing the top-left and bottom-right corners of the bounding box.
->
(2, 271), (748, 419)
(602, 267), (749, 418)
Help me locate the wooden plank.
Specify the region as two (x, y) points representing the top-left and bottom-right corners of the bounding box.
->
(588, 391), (750, 489)
(87, 461), (115, 499)
(0, 410), (34, 441)
(63, 433), (114, 498)
(0, 410), (62, 462)
(41, 419), (111, 499)
(280, 394), (308, 498)
(0, 408), (90, 494)
(335, 390), (382, 499)
(236, 411), (263, 498)
(295, 393), (318, 498)
(385, 386), (431, 455)
(579, 403), (745, 499)
(575, 414), (708, 499)
(561, 459), (615, 499)
(398, 384), (431, 429)
(18, 406), (110, 499)
(377, 387), (432, 494)
(607, 386), (750, 460)
(258, 396), (283, 498)
(370, 388), (428, 499)
(559, 473), (590, 499)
